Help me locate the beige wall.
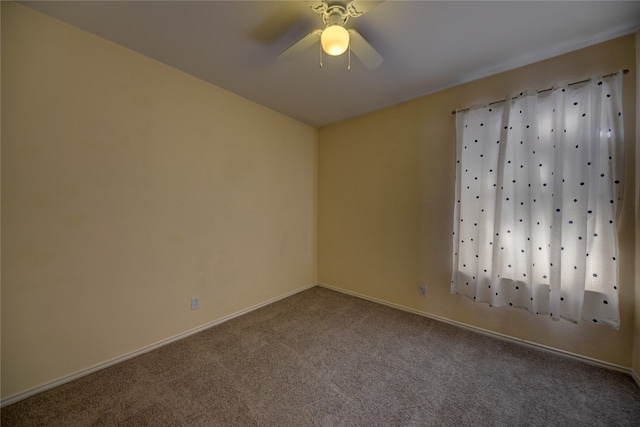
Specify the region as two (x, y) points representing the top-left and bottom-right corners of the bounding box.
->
(319, 35), (637, 367)
(1, 3), (317, 399)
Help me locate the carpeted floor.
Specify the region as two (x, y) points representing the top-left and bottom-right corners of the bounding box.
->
(2, 286), (640, 426)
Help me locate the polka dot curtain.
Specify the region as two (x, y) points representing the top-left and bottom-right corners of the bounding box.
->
(451, 71), (624, 329)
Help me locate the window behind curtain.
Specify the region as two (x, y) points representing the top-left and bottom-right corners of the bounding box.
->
(451, 71), (624, 329)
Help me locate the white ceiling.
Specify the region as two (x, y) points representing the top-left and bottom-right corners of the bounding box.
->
(20, 1), (640, 127)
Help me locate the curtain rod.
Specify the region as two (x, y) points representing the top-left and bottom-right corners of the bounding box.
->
(451, 69), (629, 115)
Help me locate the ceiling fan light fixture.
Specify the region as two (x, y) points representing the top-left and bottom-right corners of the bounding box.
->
(321, 24), (349, 56)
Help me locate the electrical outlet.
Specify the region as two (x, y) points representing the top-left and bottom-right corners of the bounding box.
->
(420, 285), (427, 297)
(191, 296), (200, 311)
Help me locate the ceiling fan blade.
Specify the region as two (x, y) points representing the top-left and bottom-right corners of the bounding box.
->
(347, 0), (385, 17)
(348, 29), (383, 69)
(250, 8), (307, 45)
(278, 29), (323, 61)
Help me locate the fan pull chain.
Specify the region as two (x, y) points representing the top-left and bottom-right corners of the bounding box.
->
(347, 42), (351, 71)
(319, 43), (323, 68)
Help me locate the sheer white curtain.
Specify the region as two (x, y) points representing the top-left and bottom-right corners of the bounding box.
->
(451, 71), (624, 328)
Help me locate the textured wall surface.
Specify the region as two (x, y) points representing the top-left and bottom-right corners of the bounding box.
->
(2, 2), (317, 399)
(319, 34), (636, 368)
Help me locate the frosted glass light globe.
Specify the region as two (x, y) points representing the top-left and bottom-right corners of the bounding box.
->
(321, 25), (349, 56)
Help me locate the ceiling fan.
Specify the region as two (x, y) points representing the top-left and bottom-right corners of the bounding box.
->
(278, 0), (384, 70)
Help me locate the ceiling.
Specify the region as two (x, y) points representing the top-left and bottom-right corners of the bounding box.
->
(20, 1), (640, 127)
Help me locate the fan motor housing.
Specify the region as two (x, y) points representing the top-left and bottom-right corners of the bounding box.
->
(322, 6), (349, 26)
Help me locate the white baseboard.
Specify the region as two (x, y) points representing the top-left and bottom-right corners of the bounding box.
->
(1, 283), (317, 408)
(5, 281), (636, 407)
(317, 283), (635, 378)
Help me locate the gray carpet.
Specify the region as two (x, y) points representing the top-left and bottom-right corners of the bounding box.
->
(2, 286), (640, 426)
